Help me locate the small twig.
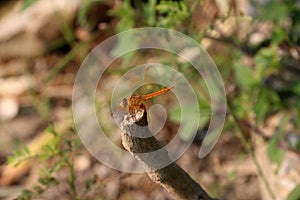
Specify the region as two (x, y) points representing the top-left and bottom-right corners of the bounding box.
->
(120, 111), (217, 200)
(227, 100), (276, 200)
(204, 34), (256, 56)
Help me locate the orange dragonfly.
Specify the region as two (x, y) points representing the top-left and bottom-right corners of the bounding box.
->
(120, 85), (173, 116)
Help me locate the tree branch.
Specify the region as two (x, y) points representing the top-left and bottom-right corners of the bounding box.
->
(120, 111), (217, 200)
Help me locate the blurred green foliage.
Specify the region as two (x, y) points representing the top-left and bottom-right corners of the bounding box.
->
(12, 126), (87, 200)
(110, 0), (299, 128)
(109, 1), (300, 198)
(22, 0), (38, 10)
(14, 0), (300, 199)
(287, 184), (300, 200)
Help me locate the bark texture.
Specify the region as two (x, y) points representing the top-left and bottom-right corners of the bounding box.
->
(120, 111), (217, 200)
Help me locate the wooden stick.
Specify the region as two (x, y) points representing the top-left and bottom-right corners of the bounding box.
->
(120, 111), (217, 200)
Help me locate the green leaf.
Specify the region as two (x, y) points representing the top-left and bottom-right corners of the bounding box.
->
(155, 0), (190, 28)
(46, 125), (58, 136)
(253, 97), (268, 124)
(226, 171), (237, 181)
(7, 156), (15, 165)
(24, 146), (31, 155)
(77, 0), (94, 29)
(254, 87), (280, 124)
(143, 0), (157, 26)
(267, 117), (287, 171)
(60, 20), (75, 46)
(109, 0), (135, 31)
(260, 2), (288, 22)
(20, 189), (33, 198)
(254, 45), (280, 82)
(292, 82), (300, 96)
(233, 63), (256, 89)
(287, 184), (300, 200)
(15, 149), (22, 157)
(253, 87), (267, 123)
(33, 185), (44, 194)
(52, 160), (64, 172)
(232, 93), (252, 118)
(22, 0), (38, 11)
(64, 138), (72, 148)
(272, 27), (288, 44)
(38, 178), (48, 186)
(259, 46), (277, 58)
(267, 134), (284, 166)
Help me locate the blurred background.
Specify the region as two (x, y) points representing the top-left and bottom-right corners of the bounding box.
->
(0, 0), (299, 199)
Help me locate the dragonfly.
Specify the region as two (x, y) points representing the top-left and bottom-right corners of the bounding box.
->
(120, 85), (173, 117)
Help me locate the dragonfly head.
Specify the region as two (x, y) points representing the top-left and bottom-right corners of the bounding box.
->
(119, 98), (128, 108)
